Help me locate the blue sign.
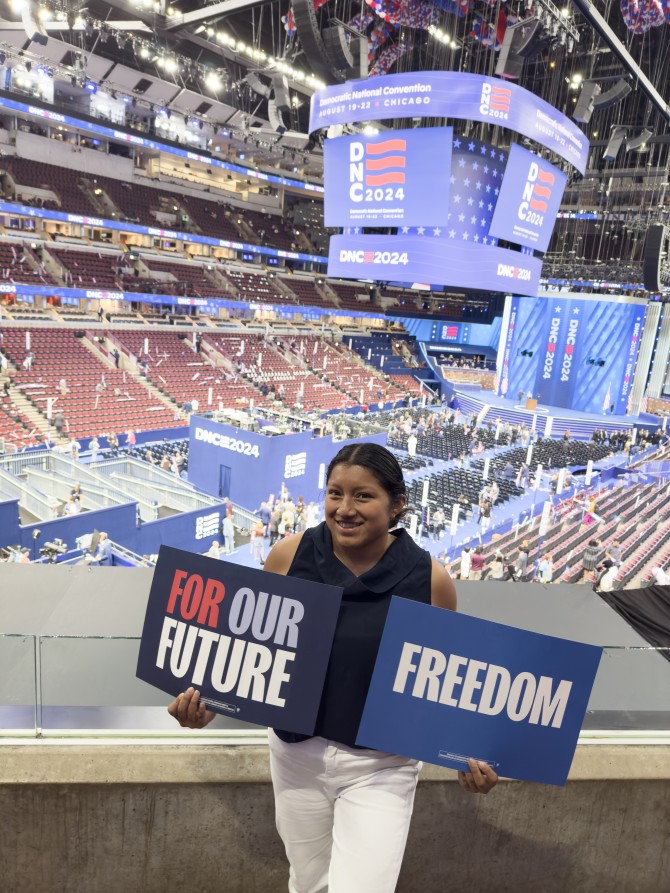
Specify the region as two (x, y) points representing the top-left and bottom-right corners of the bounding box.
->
(137, 545), (342, 733)
(429, 322), (469, 343)
(324, 127), (452, 227)
(328, 233), (542, 296)
(501, 296), (647, 413)
(357, 598), (602, 786)
(310, 72), (589, 174)
(0, 95), (323, 195)
(489, 144), (567, 253)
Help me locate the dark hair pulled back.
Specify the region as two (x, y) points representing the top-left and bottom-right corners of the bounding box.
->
(326, 443), (407, 527)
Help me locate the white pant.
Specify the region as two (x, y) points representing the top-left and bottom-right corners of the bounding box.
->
(269, 731), (421, 893)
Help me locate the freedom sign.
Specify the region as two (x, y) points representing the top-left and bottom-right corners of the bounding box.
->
(137, 546), (342, 734)
(324, 127), (452, 227)
(357, 598), (602, 785)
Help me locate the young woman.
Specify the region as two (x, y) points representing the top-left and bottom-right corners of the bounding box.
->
(169, 443), (497, 892)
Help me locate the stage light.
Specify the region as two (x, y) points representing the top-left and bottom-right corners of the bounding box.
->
(597, 359), (605, 367)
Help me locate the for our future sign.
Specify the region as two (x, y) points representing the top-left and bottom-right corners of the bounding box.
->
(136, 546), (342, 734)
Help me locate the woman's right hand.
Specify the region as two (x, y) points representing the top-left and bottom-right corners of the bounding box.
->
(167, 686), (216, 729)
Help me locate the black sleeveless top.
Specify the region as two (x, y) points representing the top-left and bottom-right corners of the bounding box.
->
(274, 522), (432, 748)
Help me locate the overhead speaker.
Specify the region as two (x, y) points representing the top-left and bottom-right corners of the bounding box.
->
(347, 37), (369, 79)
(21, 3), (48, 46)
(593, 78), (632, 110)
(292, 0), (346, 83)
(603, 126), (626, 161)
(626, 127), (653, 151)
(245, 72), (271, 98)
(495, 19), (549, 80)
(322, 24), (354, 71)
(272, 75), (291, 113)
(267, 99), (287, 135)
(573, 82), (601, 124)
(643, 224), (670, 292)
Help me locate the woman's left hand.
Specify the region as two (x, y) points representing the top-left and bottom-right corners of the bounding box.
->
(458, 758), (498, 794)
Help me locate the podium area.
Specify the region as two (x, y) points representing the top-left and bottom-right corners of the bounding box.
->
(1, 568), (669, 892)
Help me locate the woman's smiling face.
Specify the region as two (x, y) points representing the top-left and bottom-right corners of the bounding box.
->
(324, 463), (404, 553)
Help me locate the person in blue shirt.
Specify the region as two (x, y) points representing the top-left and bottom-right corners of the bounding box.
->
(92, 532), (112, 566)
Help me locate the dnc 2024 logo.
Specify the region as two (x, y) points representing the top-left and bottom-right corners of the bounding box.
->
(349, 138), (407, 204)
(518, 162), (556, 228)
(480, 82), (511, 121)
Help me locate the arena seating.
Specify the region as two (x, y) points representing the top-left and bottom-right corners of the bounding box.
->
(115, 330), (272, 411)
(0, 244), (57, 287)
(2, 157), (98, 217)
(48, 248), (121, 290)
(0, 328), (179, 437)
(223, 268), (285, 304)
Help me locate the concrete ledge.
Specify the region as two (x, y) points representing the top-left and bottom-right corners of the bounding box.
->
(1, 742), (669, 785)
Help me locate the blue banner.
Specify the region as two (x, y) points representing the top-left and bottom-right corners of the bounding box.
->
(324, 127), (452, 227)
(489, 144), (567, 253)
(501, 296), (647, 413)
(357, 597), (602, 786)
(136, 546), (342, 733)
(310, 72), (589, 174)
(328, 233), (542, 296)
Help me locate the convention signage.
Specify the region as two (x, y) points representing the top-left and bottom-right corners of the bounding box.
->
(310, 72), (589, 174)
(357, 597), (602, 785)
(502, 296), (646, 413)
(137, 546), (343, 733)
(324, 127), (452, 227)
(328, 233), (543, 297)
(489, 143), (568, 253)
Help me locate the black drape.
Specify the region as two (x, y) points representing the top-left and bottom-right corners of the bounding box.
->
(599, 585), (670, 663)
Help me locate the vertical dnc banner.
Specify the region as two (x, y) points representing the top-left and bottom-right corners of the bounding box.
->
(324, 127), (452, 227)
(357, 598), (602, 786)
(489, 144), (567, 253)
(136, 546), (343, 733)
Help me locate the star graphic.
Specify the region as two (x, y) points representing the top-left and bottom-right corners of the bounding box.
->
(499, 152), (505, 162)
(463, 178), (471, 187)
(467, 197), (474, 206)
(470, 215), (477, 224)
(486, 185), (491, 193)
(492, 169), (498, 178)
(458, 213), (465, 222)
(453, 138), (461, 148)
(468, 141), (475, 151)
(494, 188), (499, 196)
(433, 227), (442, 236)
(490, 148), (496, 158)
(481, 218), (487, 227)
(554, 306), (562, 312)
(483, 165), (489, 174)
(401, 226), (409, 234)
(474, 233), (480, 242)
(458, 158), (466, 167)
(472, 161), (480, 171)
(476, 180), (482, 190)
(417, 226), (425, 235)
(449, 229), (456, 238)
(480, 145), (487, 155)
(454, 194), (461, 203)
(483, 236), (488, 245)
(488, 203), (493, 211)
(353, 227), (360, 234)
(573, 308), (580, 314)
(462, 232), (470, 240)
(450, 175), (456, 184)
(478, 200), (484, 209)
